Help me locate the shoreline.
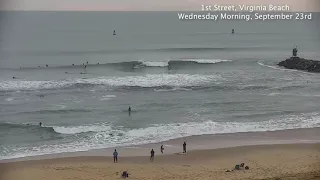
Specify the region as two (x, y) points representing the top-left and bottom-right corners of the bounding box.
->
(1, 127), (319, 163)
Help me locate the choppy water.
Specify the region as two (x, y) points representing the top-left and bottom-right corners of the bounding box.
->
(1, 12), (320, 160)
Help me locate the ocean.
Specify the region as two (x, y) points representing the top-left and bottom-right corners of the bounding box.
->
(0, 11), (320, 160)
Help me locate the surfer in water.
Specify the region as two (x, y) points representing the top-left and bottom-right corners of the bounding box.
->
(128, 106), (131, 116)
(82, 65), (87, 74)
(39, 122), (42, 127)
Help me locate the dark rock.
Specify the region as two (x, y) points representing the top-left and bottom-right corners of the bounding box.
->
(278, 57), (320, 72)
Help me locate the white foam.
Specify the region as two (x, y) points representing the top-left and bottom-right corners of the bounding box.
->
(54, 104), (67, 109)
(137, 59), (231, 67)
(154, 87), (192, 92)
(267, 92), (320, 97)
(257, 62), (284, 70)
(53, 124), (112, 134)
(103, 95), (116, 98)
(140, 61), (168, 67)
(100, 98), (110, 101)
(100, 95), (116, 101)
(2, 112), (319, 160)
(0, 74), (222, 91)
(268, 92), (282, 96)
(257, 61), (315, 75)
(5, 97), (13, 102)
(181, 59), (232, 64)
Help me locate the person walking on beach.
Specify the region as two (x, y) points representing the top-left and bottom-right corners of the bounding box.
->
(113, 149), (118, 163)
(150, 149), (155, 162)
(183, 141), (187, 153)
(160, 145), (164, 154)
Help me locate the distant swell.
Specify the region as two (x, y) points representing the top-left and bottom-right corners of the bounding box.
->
(0, 122), (98, 135)
(20, 109), (92, 115)
(0, 122), (56, 134)
(16, 58), (232, 70)
(3, 47), (263, 57)
(0, 122), (110, 136)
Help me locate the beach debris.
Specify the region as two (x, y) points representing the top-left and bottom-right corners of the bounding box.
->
(234, 163), (248, 171)
(226, 162), (250, 172)
(121, 171), (129, 178)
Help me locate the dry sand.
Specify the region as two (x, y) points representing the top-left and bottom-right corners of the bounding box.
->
(1, 143), (319, 180)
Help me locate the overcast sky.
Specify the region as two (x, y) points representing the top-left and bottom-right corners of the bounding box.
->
(0, 0), (319, 11)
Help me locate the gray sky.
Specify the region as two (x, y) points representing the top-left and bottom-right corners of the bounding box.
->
(0, 0), (319, 11)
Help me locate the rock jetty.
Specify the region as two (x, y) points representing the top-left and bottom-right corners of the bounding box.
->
(278, 57), (320, 72)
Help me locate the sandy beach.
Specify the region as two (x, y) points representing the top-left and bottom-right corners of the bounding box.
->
(0, 144), (319, 180)
(1, 128), (320, 180)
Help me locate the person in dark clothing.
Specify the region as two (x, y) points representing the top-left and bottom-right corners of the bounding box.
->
(39, 122), (42, 127)
(113, 149), (118, 163)
(160, 145), (164, 154)
(121, 171), (129, 178)
(150, 149), (155, 162)
(128, 106), (131, 116)
(183, 141), (186, 153)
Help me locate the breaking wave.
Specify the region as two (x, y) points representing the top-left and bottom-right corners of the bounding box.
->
(1, 111), (320, 160)
(0, 74), (222, 92)
(16, 59), (232, 70)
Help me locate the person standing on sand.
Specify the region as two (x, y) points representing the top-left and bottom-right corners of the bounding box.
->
(161, 145), (164, 154)
(113, 149), (118, 163)
(150, 149), (155, 162)
(183, 141), (186, 153)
